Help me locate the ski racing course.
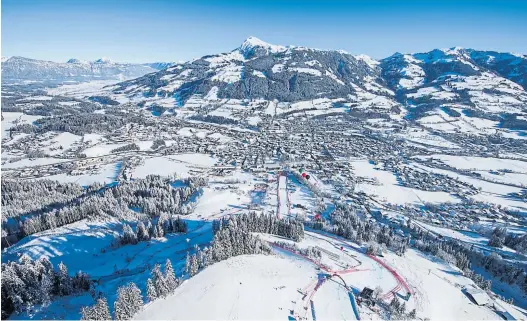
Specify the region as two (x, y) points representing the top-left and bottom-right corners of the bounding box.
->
(277, 174), (290, 218)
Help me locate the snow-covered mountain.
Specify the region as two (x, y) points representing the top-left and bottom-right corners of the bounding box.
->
(109, 37), (526, 125)
(5, 38), (526, 129)
(112, 37), (394, 104)
(465, 49), (527, 90)
(380, 47), (527, 122)
(1, 56), (172, 82)
(144, 62), (177, 71)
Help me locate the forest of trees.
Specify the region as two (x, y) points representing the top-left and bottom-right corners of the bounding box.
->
(1, 175), (207, 248)
(212, 211), (305, 242)
(385, 296), (416, 320)
(1, 256), (90, 319)
(488, 226), (527, 254)
(1, 179), (86, 218)
(410, 225), (526, 294)
(183, 214), (275, 280)
(307, 203), (409, 256)
(272, 241), (322, 261)
(120, 214), (188, 246)
(12, 114), (128, 136)
(2, 95), (100, 117)
(88, 96), (120, 106)
(110, 143), (140, 154)
(150, 139), (166, 150)
(10, 107), (158, 136)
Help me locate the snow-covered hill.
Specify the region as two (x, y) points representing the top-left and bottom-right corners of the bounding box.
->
(1, 56), (172, 82)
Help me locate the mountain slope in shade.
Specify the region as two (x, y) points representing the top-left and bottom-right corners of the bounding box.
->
(111, 36), (395, 105)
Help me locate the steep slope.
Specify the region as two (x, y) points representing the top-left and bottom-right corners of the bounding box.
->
(1, 56), (169, 82)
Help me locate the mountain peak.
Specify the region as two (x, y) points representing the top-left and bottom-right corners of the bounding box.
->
(355, 54), (379, 68)
(441, 46), (467, 56)
(242, 36), (272, 48)
(94, 57), (113, 64)
(67, 58), (88, 64)
(239, 36), (286, 58)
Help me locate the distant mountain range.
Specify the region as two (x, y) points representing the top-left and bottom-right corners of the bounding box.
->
(1, 56), (175, 82)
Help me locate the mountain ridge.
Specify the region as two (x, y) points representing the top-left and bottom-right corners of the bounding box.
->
(106, 38), (526, 118)
(1, 56), (175, 82)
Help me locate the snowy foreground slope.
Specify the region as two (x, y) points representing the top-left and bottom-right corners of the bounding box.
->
(135, 246), (519, 320)
(135, 255), (317, 320)
(2, 37), (527, 321)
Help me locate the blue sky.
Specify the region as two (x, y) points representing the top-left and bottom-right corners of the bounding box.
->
(2, 0), (526, 63)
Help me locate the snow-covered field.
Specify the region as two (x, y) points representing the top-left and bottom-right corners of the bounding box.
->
(135, 255), (316, 320)
(351, 159), (460, 206)
(1, 112), (43, 139)
(2, 157), (70, 169)
(36, 162), (120, 186)
(412, 162), (527, 213)
(46, 80), (118, 99)
(132, 153), (217, 179)
(418, 155), (527, 172)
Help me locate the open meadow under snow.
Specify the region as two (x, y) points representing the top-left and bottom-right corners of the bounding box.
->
(351, 159), (460, 206)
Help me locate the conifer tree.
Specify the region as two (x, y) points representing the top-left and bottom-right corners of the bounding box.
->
(114, 282), (143, 320)
(57, 262), (72, 296)
(152, 264), (169, 298)
(164, 259), (178, 291)
(146, 278), (157, 302)
(80, 297), (111, 321)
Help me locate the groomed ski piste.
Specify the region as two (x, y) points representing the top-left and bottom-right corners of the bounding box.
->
(277, 174), (290, 218)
